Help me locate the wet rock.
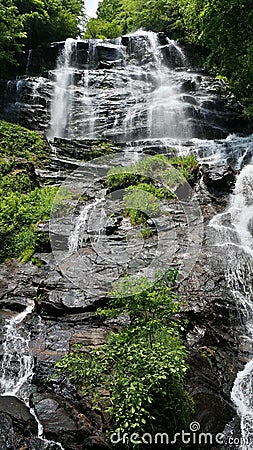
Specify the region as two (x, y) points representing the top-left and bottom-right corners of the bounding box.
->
(32, 393), (107, 450)
(179, 245), (243, 439)
(0, 413), (59, 450)
(0, 396), (37, 435)
(0, 260), (40, 312)
(201, 164), (236, 197)
(83, 436), (111, 449)
(95, 44), (124, 64)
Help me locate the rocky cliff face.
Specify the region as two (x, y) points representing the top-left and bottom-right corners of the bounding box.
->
(0, 31), (252, 449)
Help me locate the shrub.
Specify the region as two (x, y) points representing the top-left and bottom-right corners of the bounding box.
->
(55, 271), (193, 447)
(0, 120), (50, 165)
(169, 154), (199, 184)
(107, 154), (198, 193)
(0, 186), (58, 262)
(123, 188), (160, 225)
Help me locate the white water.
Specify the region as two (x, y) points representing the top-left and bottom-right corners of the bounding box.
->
(210, 164), (253, 449)
(48, 38), (97, 140)
(0, 303), (65, 449)
(68, 198), (107, 253)
(0, 302), (34, 399)
(122, 30), (190, 141)
(48, 38), (77, 139)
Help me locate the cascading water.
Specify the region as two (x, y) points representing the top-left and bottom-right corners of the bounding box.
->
(48, 38), (77, 139)
(3, 27), (253, 448)
(210, 164), (253, 449)
(0, 302), (34, 399)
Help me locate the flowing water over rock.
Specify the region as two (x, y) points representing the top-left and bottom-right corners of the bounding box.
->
(1, 30), (253, 449)
(210, 165), (253, 449)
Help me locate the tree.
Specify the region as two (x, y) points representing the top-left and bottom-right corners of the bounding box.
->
(0, 0), (25, 76)
(15, 0), (83, 49)
(179, 0), (253, 104)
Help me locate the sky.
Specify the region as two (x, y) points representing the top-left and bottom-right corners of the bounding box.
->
(86, 0), (99, 17)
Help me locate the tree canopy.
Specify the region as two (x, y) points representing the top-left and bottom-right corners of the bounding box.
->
(0, 0), (83, 76)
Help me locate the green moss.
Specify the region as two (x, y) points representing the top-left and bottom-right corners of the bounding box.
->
(169, 154), (199, 184)
(123, 183), (175, 225)
(107, 154), (199, 193)
(0, 120), (58, 263)
(0, 120), (50, 166)
(0, 186), (58, 263)
(140, 225), (154, 239)
(107, 154), (198, 227)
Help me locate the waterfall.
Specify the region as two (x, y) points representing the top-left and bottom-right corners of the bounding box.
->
(210, 165), (253, 449)
(3, 28), (253, 448)
(0, 302), (34, 399)
(48, 39), (77, 139)
(46, 30), (194, 143)
(0, 303), (65, 449)
(68, 198), (107, 253)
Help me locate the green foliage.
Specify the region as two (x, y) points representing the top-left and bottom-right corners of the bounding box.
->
(0, 120), (50, 165)
(169, 153), (199, 184)
(0, 0), (83, 75)
(126, 182), (175, 200)
(122, 183), (174, 225)
(55, 271), (192, 446)
(85, 17), (122, 39)
(139, 225), (154, 239)
(17, 0), (83, 50)
(0, 0), (26, 76)
(107, 154), (197, 226)
(179, 0), (253, 104)
(0, 186), (58, 262)
(85, 0), (184, 38)
(107, 154), (197, 193)
(123, 188), (160, 225)
(0, 120), (60, 263)
(107, 154), (172, 192)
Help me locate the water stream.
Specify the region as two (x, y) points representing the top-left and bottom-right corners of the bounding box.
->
(2, 29), (253, 448)
(210, 164), (253, 449)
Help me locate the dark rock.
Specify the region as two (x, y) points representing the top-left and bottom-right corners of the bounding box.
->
(32, 393), (107, 450)
(0, 396), (37, 435)
(83, 436), (112, 449)
(95, 45), (124, 64)
(0, 260), (40, 312)
(201, 164), (236, 197)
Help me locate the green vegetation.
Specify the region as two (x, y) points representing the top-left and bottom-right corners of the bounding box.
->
(169, 153), (199, 184)
(0, 120), (50, 165)
(107, 154), (198, 226)
(0, 0), (83, 76)
(123, 187), (160, 225)
(0, 186), (57, 263)
(84, 0), (184, 39)
(123, 183), (175, 225)
(86, 0), (253, 108)
(179, 0), (253, 106)
(107, 154), (198, 191)
(107, 154), (192, 192)
(0, 121), (57, 263)
(55, 271), (193, 447)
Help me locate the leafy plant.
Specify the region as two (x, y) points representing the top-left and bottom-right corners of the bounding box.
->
(169, 153), (199, 184)
(0, 120), (50, 165)
(123, 188), (160, 225)
(0, 186), (58, 262)
(55, 271), (193, 447)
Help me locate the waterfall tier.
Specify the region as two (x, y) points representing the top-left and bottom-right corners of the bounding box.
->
(2, 31), (247, 142)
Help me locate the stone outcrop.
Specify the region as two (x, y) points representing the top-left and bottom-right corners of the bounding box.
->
(1, 31), (251, 450)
